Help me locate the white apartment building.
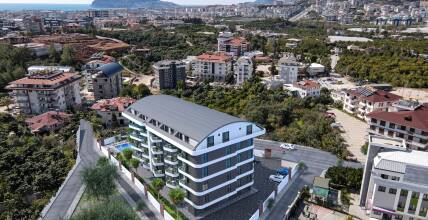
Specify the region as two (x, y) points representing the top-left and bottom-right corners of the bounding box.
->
(367, 100), (428, 150)
(290, 80), (321, 98)
(343, 87), (401, 120)
(6, 71), (82, 115)
(360, 135), (428, 220)
(234, 56), (253, 85)
(123, 95), (265, 216)
(278, 53), (299, 84)
(193, 52), (233, 82)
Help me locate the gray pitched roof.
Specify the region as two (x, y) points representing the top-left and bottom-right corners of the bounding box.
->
(129, 95), (245, 144)
(97, 62), (123, 77)
(375, 159), (406, 173)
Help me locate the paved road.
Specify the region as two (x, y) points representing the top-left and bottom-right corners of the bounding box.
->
(43, 120), (160, 220)
(289, 6), (312, 22)
(43, 120), (96, 220)
(254, 139), (363, 220)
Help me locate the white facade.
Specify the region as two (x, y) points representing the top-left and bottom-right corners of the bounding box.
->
(307, 63), (325, 76)
(234, 56), (253, 85)
(279, 54), (299, 84)
(193, 54), (233, 82)
(361, 136), (428, 220)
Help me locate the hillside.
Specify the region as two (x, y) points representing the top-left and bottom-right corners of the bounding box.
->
(91, 0), (178, 8)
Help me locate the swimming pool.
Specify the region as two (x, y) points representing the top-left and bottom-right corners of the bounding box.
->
(115, 143), (133, 152)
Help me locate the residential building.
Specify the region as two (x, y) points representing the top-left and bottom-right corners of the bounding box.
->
(278, 53), (299, 84)
(310, 177), (339, 206)
(91, 62), (124, 100)
(343, 87), (401, 120)
(360, 135), (428, 220)
(307, 63), (326, 76)
(90, 97), (136, 127)
(217, 32), (250, 56)
(6, 71), (82, 115)
(28, 66), (74, 75)
(367, 101), (428, 150)
(122, 95), (265, 216)
(153, 60), (186, 89)
(291, 80), (321, 98)
(193, 52), (233, 82)
(26, 111), (71, 133)
(234, 56), (253, 85)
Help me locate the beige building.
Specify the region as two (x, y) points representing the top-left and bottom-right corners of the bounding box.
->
(6, 71), (82, 115)
(193, 52), (233, 82)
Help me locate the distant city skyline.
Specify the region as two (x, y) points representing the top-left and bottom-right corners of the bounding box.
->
(0, 0), (254, 5)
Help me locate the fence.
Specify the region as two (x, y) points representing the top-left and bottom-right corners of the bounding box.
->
(98, 143), (173, 220)
(248, 165), (298, 220)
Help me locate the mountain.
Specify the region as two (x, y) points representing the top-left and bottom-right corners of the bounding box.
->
(254, 0), (275, 3)
(91, 0), (178, 8)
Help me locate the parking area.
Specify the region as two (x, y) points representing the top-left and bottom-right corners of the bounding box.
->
(328, 109), (368, 163)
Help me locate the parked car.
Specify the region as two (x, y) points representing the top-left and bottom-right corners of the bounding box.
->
(269, 174), (285, 183)
(280, 143), (295, 150)
(276, 167), (289, 176)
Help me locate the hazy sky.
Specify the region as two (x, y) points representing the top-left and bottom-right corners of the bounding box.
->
(0, 0), (253, 5)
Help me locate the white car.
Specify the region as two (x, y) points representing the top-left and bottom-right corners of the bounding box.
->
(280, 143), (295, 150)
(269, 174), (285, 183)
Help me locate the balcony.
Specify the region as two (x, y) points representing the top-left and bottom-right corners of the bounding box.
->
(165, 168), (179, 177)
(152, 157), (164, 166)
(165, 155), (178, 165)
(130, 133), (144, 142)
(163, 144), (178, 153)
(153, 169), (165, 177)
(151, 147), (163, 155)
(166, 180), (179, 188)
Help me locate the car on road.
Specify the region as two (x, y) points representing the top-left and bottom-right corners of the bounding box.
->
(280, 143), (295, 150)
(277, 167), (289, 176)
(269, 174), (285, 183)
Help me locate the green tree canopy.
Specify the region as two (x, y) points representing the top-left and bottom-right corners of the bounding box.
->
(81, 157), (118, 200)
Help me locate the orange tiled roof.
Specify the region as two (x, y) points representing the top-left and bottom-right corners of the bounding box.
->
(26, 111), (71, 132)
(293, 80), (320, 89)
(229, 37), (249, 46)
(197, 52), (232, 63)
(91, 97), (136, 113)
(7, 72), (81, 86)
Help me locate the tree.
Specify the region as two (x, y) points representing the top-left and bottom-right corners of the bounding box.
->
(122, 148), (133, 161)
(151, 178), (165, 200)
(225, 72), (235, 85)
(269, 62), (278, 76)
(0, 97), (13, 111)
(70, 200), (137, 220)
(130, 158), (140, 173)
(168, 188), (185, 219)
(81, 157), (118, 200)
(48, 43), (58, 63)
(60, 44), (73, 65)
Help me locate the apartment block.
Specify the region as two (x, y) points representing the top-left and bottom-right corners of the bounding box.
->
(367, 101), (428, 150)
(360, 135), (428, 220)
(343, 87), (401, 120)
(193, 52), (233, 82)
(217, 32), (250, 56)
(278, 53), (299, 84)
(6, 71), (82, 115)
(91, 62), (124, 100)
(90, 97), (136, 127)
(234, 56), (253, 85)
(122, 95), (265, 216)
(153, 60), (186, 89)
(291, 80), (321, 98)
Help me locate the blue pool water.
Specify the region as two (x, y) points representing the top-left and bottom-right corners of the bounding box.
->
(115, 143), (133, 152)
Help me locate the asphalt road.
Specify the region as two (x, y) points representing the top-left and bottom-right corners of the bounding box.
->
(42, 120), (159, 220)
(254, 139), (363, 220)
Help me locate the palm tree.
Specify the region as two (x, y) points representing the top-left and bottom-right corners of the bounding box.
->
(168, 188), (185, 219)
(151, 178), (165, 200)
(130, 158), (140, 173)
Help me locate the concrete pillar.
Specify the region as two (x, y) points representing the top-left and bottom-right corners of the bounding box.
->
(393, 188), (401, 210)
(144, 184), (148, 198)
(415, 192), (423, 216)
(108, 150), (111, 160)
(119, 160), (122, 171)
(288, 167), (292, 180)
(131, 172), (135, 183)
(259, 202), (263, 217)
(404, 191), (412, 214)
(274, 185), (278, 198)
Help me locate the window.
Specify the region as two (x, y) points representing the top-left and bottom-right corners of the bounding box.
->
(202, 167), (208, 177)
(226, 159), (231, 168)
(204, 195), (210, 203)
(226, 172), (232, 180)
(248, 151), (253, 158)
(373, 210), (382, 216)
(408, 135), (413, 141)
(394, 214), (403, 220)
(389, 188), (397, 195)
(201, 154), (208, 163)
(371, 118), (378, 123)
(227, 185), (232, 193)
(226, 145), (232, 155)
(237, 166), (241, 175)
(380, 120), (386, 126)
(389, 123), (396, 129)
(222, 131), (229, 143)
(410, 128), (415, 133)
(401, 189), (408, 197)
(381, 174), (389, 179)
(202, 182), (208, 191)
(207, 136), (214, 147)
(246, 125), (252, 135)
(391, 176), (400, 181)
(378, 186), (386, 192)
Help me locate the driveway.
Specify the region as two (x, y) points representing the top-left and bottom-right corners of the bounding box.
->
(328, 108), (368, 163)
(253, 139), (363, 220)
